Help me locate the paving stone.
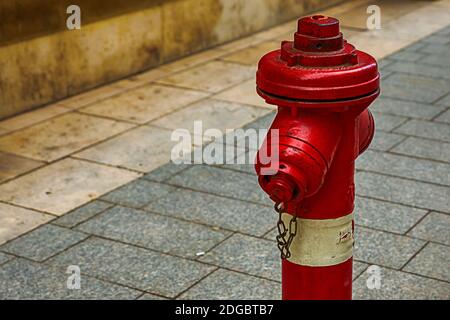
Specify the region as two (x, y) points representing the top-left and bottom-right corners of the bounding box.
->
(167, 165), (270, 205)
(389, 50), (425, 62)
(418, 43), (450, 55)
(52, 200), (113, 228)
(0, 158), (140, 215)
(388, 61), (450, 80)
(0, 152), (43, 183)
(76, 206), (230, 258)
(404, 42), (426, 52)
(368, 131), (406, 152)
(421, 54), (450, 67)
(0, 252), (12, 265)
(214, 79), (270, 108)
(1, 224), (88, 262)
(114, 68), (169, 88)
(179, 269), (280, 300)
(48, 237), (215, 298)
(394, 119), (450, 142)
(81, 84), (208, 124)
(357, 150), (450, 186)
(353, 261), (369, 280)
(381, 83), (443, 104)
(241, 111), (276, 131)
(436, 25), (450, 37)
(436, 94), (450, 107)
(143, 162), (191, 182)
(380, 69), (394, 79)
(355, 172), (450, 213)
(345, 31), (410, 60)
(145, 188), (276, 237)
(157, 60), (254, 93)
(381, 73), (449, 103)
(422, 34), (450, 45)
(404, 243), (450, 282)
(150, 99), (270, 138)
(391, 137), (450, 163)
(371, 112), (408, 132)
(435, 109), (450, 124)
(354, 227), (425, 269)
(354, 196), (427, 234)
(0, 104), (69, 132)
(407, 212), (450, 245)
(370, 97), (446, 120)
(353, 266), (449, 300)
(138, 293), (167, 300)
(196, 141), (247, 165)
(0, 203), (54, 245)
(199, 233), (280, 281)
(220, 163), (256, 175)
(224, 116), (274, 151)
(0, 258), (140, 299)
(263, 227), (277, 241)
(378, 59), (395, 69)
(0, 113), (134, 162)
(75, 126), (182, 173)
(101, 179), (176, 208)
(58, 85), (125, 109)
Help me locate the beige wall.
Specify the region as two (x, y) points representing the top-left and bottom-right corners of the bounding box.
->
(0, 0), (343, 120)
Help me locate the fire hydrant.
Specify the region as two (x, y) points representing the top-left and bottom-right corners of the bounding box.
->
(255, 15), (379, 300)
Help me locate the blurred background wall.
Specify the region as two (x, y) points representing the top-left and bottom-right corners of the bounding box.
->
(0, 0), (343, 120)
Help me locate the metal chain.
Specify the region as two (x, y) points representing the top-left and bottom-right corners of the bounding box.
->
(274, 202), (298, 259)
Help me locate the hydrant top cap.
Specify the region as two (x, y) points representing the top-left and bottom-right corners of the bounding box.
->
(297, 15), (340, 39)
(256, 15), (380, 104)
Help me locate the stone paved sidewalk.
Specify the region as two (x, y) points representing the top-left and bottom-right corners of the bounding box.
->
(0, 1), (449, 300)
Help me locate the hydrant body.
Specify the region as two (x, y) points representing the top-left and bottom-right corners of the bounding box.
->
(255, 15), (379, 300)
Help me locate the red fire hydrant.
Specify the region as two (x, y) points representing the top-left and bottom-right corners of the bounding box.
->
(255, 15), (380, 300)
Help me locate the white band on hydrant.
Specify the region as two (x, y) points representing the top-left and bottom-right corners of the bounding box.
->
(281, 212), (354, 267)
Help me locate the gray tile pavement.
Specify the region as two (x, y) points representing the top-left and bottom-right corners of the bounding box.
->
(394, 119), (450, 142)
(356, 172), (450, 213)
(354, 227), (426, 269)
(368, 131), (406, 152)
(0, 252), (12, 265)
(407, 212), (450, 245)
(353, 267), (449, 300)
(356, 150), (450, 186)
(101, 179), (176, 208)
(0, 224), (88, 262)
(167, 165), (270, 205)
(48, 237), (215, 298)
(145, 188), (277, 237)
(52, 200), (113, 228)
(370, 97), (446, 120)
(199, 233), (281, 282)
(179, 269), (280, 300)
(0, 258), (141, 299)
(76, 205), (231, 258)
(354, 196), (427, 234)
(391, 137), (450, 163)
(403, 242), (450, 282)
